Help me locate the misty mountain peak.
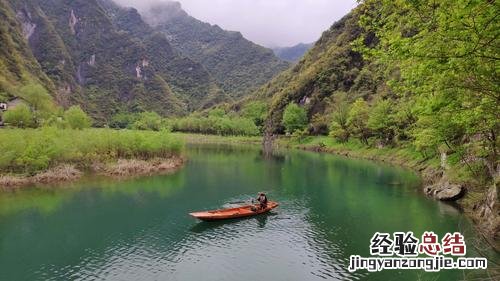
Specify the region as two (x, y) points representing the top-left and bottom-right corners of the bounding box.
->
(142, 1), (187, 26)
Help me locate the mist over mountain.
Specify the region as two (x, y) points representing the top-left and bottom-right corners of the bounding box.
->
(138, 1), (289, 98)
(0, 0), (231, 123)
(0, 0), (290, 121)
(113, 0), (358, 47)
(272, 43), (314, 63)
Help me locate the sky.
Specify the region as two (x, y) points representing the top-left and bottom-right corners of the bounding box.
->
(113, 0), (358, 47)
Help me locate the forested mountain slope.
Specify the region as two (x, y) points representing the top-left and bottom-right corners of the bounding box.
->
(248, 0), (498, 242)
(0, 0), (53, 101)
(140, 1), (290, 99)
(1, 0), (226, 123)
(254, 10), (382, 134)
(272, 43), (314, 62)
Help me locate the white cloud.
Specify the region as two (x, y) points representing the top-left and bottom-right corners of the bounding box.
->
(113, 0), (358, 47)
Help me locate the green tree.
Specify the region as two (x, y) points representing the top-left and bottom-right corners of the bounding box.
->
(367, 99), (395, 144)
(241, 101), (268, 127)
(208, 108), (225, 118)
(282, 103), (308, 134)
(347, 98), (370, 144)
(64, 106), (92, 129)
(131, 111), (164, 131)
(110, 113), (138, 129)
(18, 83), (54, 125)
(329, 92), (351, 142)
(3, 104), (33, 128)
(360, 0), (499, 177)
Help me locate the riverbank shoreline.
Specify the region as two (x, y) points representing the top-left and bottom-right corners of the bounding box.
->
(0, 128), (185, 190)
(275, 136), (499, 251)
(176, 133), (498, 250)
(0, 156), (185, 191)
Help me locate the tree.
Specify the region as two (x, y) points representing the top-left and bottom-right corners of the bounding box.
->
(131, 111), (164, 131)
(3, 104), (33, 128)
(367, 99), (395, 144)
(241, 101), (268, 128)
(329, 92), (351, 142)
(208, 108), (225, 118)
(110, 113), (138, 129)
(360, 0), (499, 177)
(282, 103), (308, 134)
(347, 98), (370, 144)
(18, 83), (54, 125)
(64, 106), (92, 129)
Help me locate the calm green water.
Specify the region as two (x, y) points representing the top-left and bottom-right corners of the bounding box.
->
(0, 144), (495, 280)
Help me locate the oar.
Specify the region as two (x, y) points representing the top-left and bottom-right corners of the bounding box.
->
(228, 199), (255, 204)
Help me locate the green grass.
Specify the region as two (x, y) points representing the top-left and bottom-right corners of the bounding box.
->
(0, 128), (183, 175)
(169, 116), (260, 136)
(279, 136), (441, 171)
(173, 133), (262, 145)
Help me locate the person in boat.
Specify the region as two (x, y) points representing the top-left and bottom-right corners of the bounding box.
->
(255, 192), (268, 210)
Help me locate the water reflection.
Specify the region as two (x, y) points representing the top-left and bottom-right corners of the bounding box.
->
(0, 144), (495, 281)
(190, 212), (272, 234)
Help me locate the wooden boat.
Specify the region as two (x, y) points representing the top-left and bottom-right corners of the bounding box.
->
(190, 201), (279, 221)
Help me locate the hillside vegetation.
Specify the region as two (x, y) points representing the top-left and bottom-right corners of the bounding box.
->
(141, 1), (290, 99)
(0, 0), (53, 100)
(272, 43), (314, 62)
(2, 0), (287, 124)
(251, 0), (498, 185)
(242, 0), (498, 241)
(0, 128), (182, 175)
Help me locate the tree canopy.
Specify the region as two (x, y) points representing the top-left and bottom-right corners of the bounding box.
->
(282, 103), (308, 134)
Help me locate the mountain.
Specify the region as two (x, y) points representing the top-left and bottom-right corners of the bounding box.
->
(0, 0), (54, 101)
(272, 43), (314, 62)
(253, 10), (380, 133)
(1, 0), (226, 123)
(139, 1), (290, 99)
(249, 0), (498, 244)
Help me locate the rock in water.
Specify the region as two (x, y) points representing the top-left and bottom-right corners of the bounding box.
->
(425, 180), (465, 201)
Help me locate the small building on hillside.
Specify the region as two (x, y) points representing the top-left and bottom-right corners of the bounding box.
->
(0, 103), (5, 127)
(0, 97), (25, 127)
(6, 97), (23, 109)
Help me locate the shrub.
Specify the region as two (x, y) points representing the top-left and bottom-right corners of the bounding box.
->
(347, 98), (370, 144)
(109, 112), (139, 129)
(329, 121), (350, 142)
(208, 108), (225, 118)
(64, 106), (92, 129)
(131, 111), (165, 131)
(241, 101), (268, 128)
(282, 103), (308, 134)
(0, 128), (183, 174)
(18, 83), (55, 125)
(3, 104), (33, 128)
(170, 116), (259, 136)
(329, 94), (351, 142)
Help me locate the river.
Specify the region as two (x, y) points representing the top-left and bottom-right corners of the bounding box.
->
(0, 144), (493, 280)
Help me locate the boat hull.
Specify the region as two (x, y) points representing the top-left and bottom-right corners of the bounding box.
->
(190, 201), (279, 221)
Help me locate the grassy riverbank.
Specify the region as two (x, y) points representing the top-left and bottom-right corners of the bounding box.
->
(277, 136), (498, 250)
(0, 128), (184, 189)
(173, 133), (498, 249)
(173, 133), (262, 146)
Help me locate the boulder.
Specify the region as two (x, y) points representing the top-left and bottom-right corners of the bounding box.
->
(425, 180), (465, 201)
(434, 183), (465, 201)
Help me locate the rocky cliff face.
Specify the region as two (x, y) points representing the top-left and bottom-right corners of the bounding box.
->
(253, 12), (375, 134)
(2, 0), (227, 123)
(0, 0), (53, 99)
(139, 1), (290, 99)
